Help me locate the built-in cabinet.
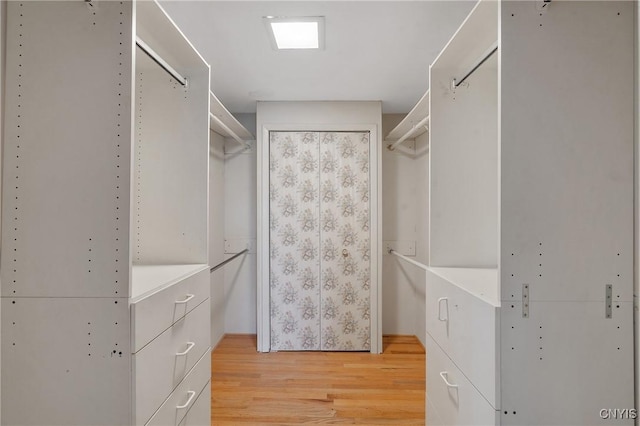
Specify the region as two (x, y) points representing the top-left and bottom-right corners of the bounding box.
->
(1, 1), (211, 424)
(425, 1), (634, 425)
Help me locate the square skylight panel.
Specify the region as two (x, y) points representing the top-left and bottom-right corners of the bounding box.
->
(271, 22), (318, 49)
(265, 17), (325, 50)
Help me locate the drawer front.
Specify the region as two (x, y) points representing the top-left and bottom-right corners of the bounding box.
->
(145, 350), (211, 426)
(178, 382), (211, 426)
(425, 270), (498, 407)
(132, 267), (209, 352)
(427, 394), (445, 426)
(426, 333), (498, 426)
(135, 299), (211, 425)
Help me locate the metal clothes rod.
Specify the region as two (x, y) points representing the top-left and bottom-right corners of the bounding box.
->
(453, 41), (498, 88)
(210, 249), (249, 273)
(136, 37), (187, 87)
(388, 115), (429, 151)
(210, 113), (249, 149)
(389, 249), (428, 271)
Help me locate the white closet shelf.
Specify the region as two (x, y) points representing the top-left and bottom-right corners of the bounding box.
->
(431, 0), (497, 74)
(385, 90), (429, 148)
(427, 267), (499, 307)
(131, 264), (209, 301)
(137, 1), (207, 72)
(209, 91), (254, 143)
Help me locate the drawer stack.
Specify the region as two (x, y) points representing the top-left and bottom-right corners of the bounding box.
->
(132, 267), (211, 426)
(424, 268), (499, 425)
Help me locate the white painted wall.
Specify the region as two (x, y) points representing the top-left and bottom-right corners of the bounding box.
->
(382, 114), (418, 335)
(381, 114), (428, 346)
(209, 130), (226, 348)
(201, 112), (260, 338)
(223, 137), (257, 334)
(414, 130), (429, 347)
(234, 113), (257, 137)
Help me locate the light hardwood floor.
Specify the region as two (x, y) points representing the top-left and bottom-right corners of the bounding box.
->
(211, 334), (425, 425)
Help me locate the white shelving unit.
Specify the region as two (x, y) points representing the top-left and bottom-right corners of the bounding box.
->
(209, 91), (254, 150)
(385, 90), (429, 154)
(1, 1), (211, 424)
(425, 1), (634, 425)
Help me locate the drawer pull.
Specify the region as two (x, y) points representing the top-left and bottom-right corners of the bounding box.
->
(175, 294), (195, 304)
(176, 342), (196, 356)
(176, 390), (196, 409)
(437, 297), (449, 321)
(439, 371), (458, 389)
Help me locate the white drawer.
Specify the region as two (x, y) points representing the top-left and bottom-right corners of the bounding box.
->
(178, 382), (211, 426)
(132, 267), (210, 352)
(426, 333), (498, 426)
(145, 350), (211, 426)
(425, 269), (499, 408)
(427, 393), (444, 426)
(135, 299), (211, 425)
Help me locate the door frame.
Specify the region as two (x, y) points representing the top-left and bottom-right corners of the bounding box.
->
(257, 124), (382, 353)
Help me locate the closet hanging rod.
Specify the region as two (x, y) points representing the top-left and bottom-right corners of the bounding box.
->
(389, 249), (428, 271)
(210, 113), (250, 149)
(453, 41), (498, 88)
(210, 249), (249, 273)
(387, 115), (429, 151)
(136, 37), (187, 87)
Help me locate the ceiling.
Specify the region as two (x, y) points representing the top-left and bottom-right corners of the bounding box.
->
(159, 1), (476, 114)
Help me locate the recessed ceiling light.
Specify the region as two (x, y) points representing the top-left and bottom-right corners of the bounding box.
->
(264, 16), (325, 50)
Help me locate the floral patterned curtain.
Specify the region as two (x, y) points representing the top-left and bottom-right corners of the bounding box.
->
(269, 131), (370, 351)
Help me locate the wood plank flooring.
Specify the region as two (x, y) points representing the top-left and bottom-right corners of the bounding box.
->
(211, 334), (425, 425)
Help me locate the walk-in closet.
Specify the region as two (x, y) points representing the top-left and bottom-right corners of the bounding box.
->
(0, 0), (638, 425)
